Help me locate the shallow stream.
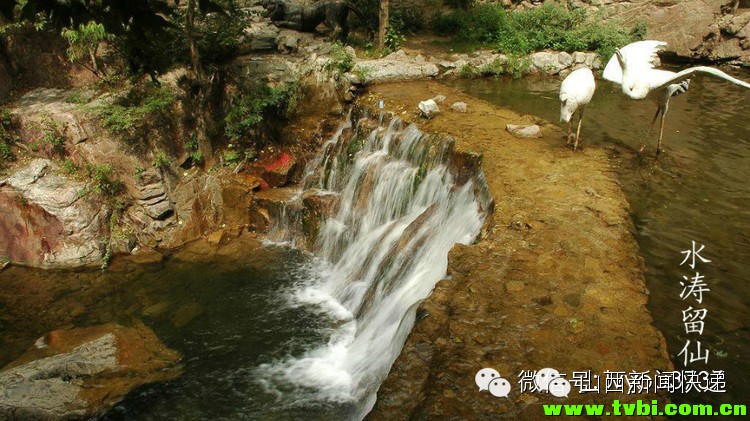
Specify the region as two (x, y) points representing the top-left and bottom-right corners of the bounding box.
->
(452, 73), (750, 411)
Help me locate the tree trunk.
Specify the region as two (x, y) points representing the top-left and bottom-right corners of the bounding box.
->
(186, 0), (202, 80)
(378, 0), (389, 49)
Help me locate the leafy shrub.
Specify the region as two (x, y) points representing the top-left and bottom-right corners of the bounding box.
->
(85, 163), (123, 196)
(431, 3), (637, 59)
(62, 159), (79, 175)
(459, 63), (480, 78)
(61, 21), (111, 78)
(40, 117), (67, 156)
(223, 150), (241, 165)
(89, 84), (176, 148)
(224, 81), (302, 144)
(186, 134), (203, 166)
(324, 42), (355, 75)
(152, 150), (170, 169)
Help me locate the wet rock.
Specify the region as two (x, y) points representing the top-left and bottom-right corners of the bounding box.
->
(530, 51), (562, 74)
(0, 323), (181, 420)
(166, 173), (255, 247)
(449, 102), (468, 113)
(418, 99), (440, 119)
(431, 94), (446, 103)
(0, 159), (107, 268)
(506, 124), (542, 138)
(255, 153), (298, 188)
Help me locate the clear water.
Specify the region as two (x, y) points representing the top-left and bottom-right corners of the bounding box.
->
(0, 114), (489, 421)
(0, 245), (357, 420)
(265, 115), (489, 419)
(452, 74), (750, 411)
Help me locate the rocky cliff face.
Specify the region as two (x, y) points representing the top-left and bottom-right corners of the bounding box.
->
(0, 29), (351, 269)
(0, 159), (108, 268)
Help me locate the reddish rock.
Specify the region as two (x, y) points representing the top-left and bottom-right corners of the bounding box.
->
(0, 159), (108, 268)
(252, 153), (298, 188)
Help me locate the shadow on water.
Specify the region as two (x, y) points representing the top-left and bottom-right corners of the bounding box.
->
(451, 74), (750, 413)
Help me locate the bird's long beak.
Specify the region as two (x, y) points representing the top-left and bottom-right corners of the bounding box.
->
(615, 48), (626, 71)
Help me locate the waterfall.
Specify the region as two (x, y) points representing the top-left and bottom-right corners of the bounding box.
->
(259, 111), (492, 419)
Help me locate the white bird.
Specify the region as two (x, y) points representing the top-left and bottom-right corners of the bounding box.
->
(559, 67), (596, 151)
(603, 40), (750, 157)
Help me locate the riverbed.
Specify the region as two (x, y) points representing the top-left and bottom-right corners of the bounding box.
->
(451, 74), (750, 410)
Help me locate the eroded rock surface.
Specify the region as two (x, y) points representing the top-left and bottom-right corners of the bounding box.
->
(0, 159), (107, 268)
(0, 323), (181, 420)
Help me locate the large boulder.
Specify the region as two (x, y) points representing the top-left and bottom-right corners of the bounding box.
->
(0, 159), (108, 268)
(0, 323), (181, 420)
(348, 50), (440, 85)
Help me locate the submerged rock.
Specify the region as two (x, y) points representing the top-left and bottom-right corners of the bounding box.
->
(0, 323), (181, 420)
(506, 124), (542, 138)
(418, 99), (440, 119)
(449, 102), (468, 113)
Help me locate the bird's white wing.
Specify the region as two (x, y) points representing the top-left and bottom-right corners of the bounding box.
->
(650, 66), (750, 91)
(603, 40), (667, 84)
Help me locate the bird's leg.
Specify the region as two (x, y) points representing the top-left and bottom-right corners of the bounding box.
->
(574, 107), (585, 151)
(566, 121), (573, 144)
(641, 107), (662, 153)
(656, 108), (669, 159)
(655, 98), (672, 159)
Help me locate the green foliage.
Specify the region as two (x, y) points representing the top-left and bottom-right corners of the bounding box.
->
(134, 165), (146, 180)
(632, 19), (648, 40)
(84, 163), (123, 196)
(0, 110), (17, 164)
(460, 54), (532, 79)
(504, 54), (532, 79)
(89, 85), (176, 145)
(186, 134), (203, 166)
(152, 150), (170, 169)
(40, 117), (67, 156)
(443, 0), (474, 9)
(324, 43), (355, 75)
(354, 65), (373, 84)
(459, 63), (480, 78)
(385, 16), (407, 52)
(61, 21), (111, 77)
(223, 149), (241, 165)
(431, 3), (637, 59)
(61, 159), (79, 175)
(224, 81), (302, 144)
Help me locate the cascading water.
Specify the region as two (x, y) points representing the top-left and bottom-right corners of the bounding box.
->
(260, 110), (492, 419)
